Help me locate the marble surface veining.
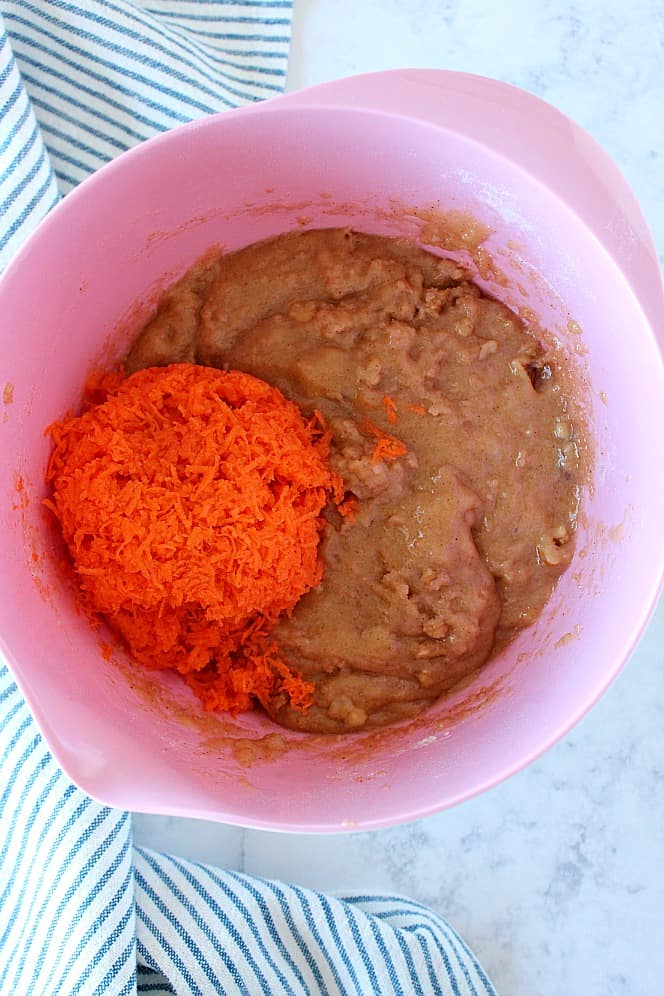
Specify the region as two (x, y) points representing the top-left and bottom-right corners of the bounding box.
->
(133, 3), (664, 994)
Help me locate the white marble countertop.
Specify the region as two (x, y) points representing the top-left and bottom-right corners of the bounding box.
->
(133, 3), (664, 994)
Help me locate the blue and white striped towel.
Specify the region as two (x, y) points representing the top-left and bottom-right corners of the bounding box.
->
(0, 4), (498, 993)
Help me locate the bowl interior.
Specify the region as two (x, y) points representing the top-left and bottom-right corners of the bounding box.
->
(1, 99), (663, 830)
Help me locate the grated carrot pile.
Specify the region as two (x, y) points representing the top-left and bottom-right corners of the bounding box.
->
(45, 363), (344, 715)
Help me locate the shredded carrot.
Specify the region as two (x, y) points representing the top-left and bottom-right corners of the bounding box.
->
(371, 437), (407, 465)
(82, 368), (125, 410)
(382, 395), (398, 424)
(337, 495), (358, 522)
(361, 417), (408, 467)
(407, 403), (427, 416)
(45, 363), (346, 715)
(329, 474), (358, 523)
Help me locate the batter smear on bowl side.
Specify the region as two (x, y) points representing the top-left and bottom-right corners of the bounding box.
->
(48, 229), (585, 734)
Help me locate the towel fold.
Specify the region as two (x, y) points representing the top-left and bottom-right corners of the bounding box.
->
(0, 4), (497, 992)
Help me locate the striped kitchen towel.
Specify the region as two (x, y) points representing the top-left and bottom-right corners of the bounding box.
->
(0, 0), (291, 266)
(0, 662), (497, 995)
(0, 4), (498, 994)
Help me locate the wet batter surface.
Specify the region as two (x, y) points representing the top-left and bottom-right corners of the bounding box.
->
(127, 229), (583, 733)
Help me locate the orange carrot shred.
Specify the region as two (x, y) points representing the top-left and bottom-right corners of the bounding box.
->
(371, 437), (407, 465)
(361, 417), (408, 466)
(45, 363), (346, 716)
(407, 403), (427, 416)
(382, 395), (398, 424)
(337, 496), (358, 522)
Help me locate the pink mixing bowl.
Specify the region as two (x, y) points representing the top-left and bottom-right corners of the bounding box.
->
(1, 70), (663, 831)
